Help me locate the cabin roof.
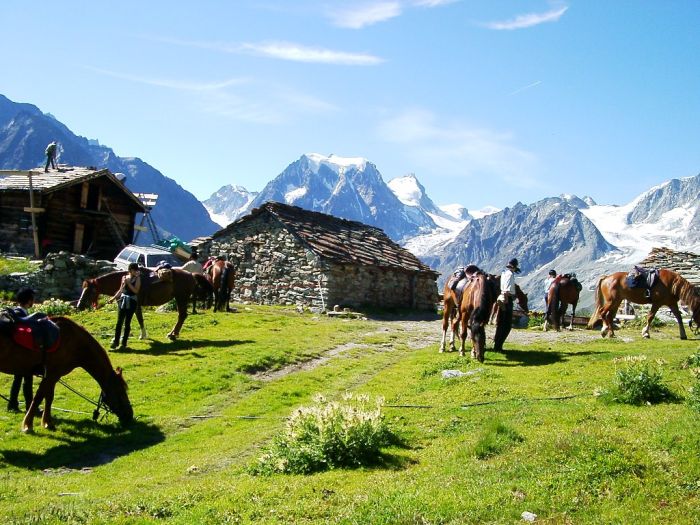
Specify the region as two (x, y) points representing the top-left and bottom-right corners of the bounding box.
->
(0, 166), (146, 211)
(214, 201), (438, 275)
(639, 247), (700, 286)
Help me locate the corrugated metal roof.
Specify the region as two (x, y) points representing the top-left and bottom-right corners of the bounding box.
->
(0, 166), (146, 211)
(214, 201), (438, 274)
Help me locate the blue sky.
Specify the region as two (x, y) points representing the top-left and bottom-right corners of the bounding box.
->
(2, 1), (699, 211)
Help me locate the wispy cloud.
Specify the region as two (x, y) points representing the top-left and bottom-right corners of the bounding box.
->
(376, 109), (540, 188)
(484, 5), (568, 30)
(509, 80), (543, 96)
(86, 66), (337, 125)
(85, 66), (249, 92)
(326, 0), (455, 29)
(149, 36), (383, 65)
(240, 41), (383, 65)
(327, 1), (402, 29)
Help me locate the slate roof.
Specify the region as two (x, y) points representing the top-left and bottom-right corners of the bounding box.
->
(0, 166), (146, 211)
(639, 247), (700, 286)
(214, 201), (438, 275)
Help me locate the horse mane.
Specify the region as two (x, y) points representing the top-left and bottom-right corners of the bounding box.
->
(668, 270), (700, 312)
(472, 273), (493, 322)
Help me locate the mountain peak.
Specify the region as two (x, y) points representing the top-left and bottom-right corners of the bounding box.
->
(303, 153), (369, 173)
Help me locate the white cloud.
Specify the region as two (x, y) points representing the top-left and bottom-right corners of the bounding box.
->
(84, 67), (249, 92)
(484, 6), (568, 30)
(376, 109), (540, 188)
(239, 41), (383, 65)
(412, 0), (458, 7)
(509, 80), (543, 96)
(327, 1), (402, 28)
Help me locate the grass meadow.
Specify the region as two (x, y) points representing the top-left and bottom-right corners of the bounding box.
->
(0, 304), (699, 524)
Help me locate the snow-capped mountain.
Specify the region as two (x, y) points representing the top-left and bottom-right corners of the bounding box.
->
(0, 94), (219, 243)
(245, 153), (438, 241)
(203, 185), (258, 227)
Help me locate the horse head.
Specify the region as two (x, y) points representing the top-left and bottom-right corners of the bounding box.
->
(102, 367), (133, 425)
(76, 279), (98, 310)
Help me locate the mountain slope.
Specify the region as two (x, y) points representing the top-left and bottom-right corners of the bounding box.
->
(0, 94), (219, 242)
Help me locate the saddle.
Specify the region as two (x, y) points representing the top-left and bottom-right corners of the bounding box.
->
(561, 273), (583, 292)
(0, 308), (60, 352)
(448, 265), (482, 304)
(626, 266), (658, 293)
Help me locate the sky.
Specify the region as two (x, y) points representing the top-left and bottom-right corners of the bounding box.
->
(2, 1), (699, 211)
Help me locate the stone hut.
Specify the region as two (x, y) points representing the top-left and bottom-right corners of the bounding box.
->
(639, 247), (700, 285)
(200, 202), (439, 310)
(0, 167), (145, 259)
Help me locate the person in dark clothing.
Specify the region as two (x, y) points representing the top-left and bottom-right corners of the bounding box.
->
(7, 288), (38, 413)
(44, 141), (57, 172)
(494, 258), (521, 352)
(108, 262), (141, 350)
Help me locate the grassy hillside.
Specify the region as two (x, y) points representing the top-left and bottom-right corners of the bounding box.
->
(0, 306), (699, 524)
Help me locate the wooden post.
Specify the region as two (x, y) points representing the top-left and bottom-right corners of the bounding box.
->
(27, 171), (41, 258)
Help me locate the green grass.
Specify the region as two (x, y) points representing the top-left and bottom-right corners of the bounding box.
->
(1, 305), (699, 524)
(0, 256), (35, 276)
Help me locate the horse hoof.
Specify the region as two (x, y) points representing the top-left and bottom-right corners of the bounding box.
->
(43, 422), (56, 431)
(21, 425), (33, 434)
(681, 335), (688, 340)
(167, 334), (177, 341)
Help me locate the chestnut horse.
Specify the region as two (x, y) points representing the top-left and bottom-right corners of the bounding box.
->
(77, 269), (210, 340)
(587, 269), (700, 339)
(441, 274), (528, 353)
(544, 275), (582, 332)
(206, 260), (236, 312)
(440, 272), (498, 361)
(0, 316), (133, 432)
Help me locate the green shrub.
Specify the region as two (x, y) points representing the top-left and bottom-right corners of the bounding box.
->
(687, 378), (700, 413)
(527, 311), (545, 329)
(252, 393), (394, 475)
(472, 419), (523, 459)
(681, 352), (700, 369)
(608, 355), (675, 405)
(35, 298), (75, 316)
(0, 256), (34, 275)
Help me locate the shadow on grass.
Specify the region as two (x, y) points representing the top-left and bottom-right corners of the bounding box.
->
(489, 347), (608, 367)
(0, 419), (165, 470)
(114, 338), (255, 356)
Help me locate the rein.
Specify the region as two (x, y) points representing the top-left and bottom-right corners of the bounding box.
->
(57, 378), (113, 421)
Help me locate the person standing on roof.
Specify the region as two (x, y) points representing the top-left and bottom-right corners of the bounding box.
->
(44, 141), (57, 172)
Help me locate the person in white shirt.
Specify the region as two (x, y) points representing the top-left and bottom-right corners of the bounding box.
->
(494, 258), (521, 352)
(544, 269), (557, 308)
(180, 253), (203, 275)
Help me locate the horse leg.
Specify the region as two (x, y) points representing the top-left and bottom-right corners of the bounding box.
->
(472, 322), (485, 362)
(668, 303), (688, 340)
(168, 300), (189, 340)
(642, 305), (660, 339)
(459, 316), (469, 357)
(135, 306), (147, 340)
(568, 303), (577, 331)
(440, 310), (449, 352)
(21, 378), (50, 433)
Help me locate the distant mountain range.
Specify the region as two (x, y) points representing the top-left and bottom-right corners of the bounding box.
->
(206, 154), (700, 310)
(0, 94), (219, 243)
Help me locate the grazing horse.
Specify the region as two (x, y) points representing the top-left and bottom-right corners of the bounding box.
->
(206, 260), (236, 312)
(190, 273), (215, 314)
(0, 316), (133, 432)
(587, 269), (700, 339)
(544, 275), (582, 331)
(77, 268), (206, 340)
(440, 272), (498, 361)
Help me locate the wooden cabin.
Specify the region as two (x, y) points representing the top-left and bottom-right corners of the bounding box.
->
(0, 167), (146, 259)
(197, 201), (439, 311)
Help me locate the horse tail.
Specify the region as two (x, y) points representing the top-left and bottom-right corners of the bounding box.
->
(587, 276), (605, 328)
(221, 266), (231, 295)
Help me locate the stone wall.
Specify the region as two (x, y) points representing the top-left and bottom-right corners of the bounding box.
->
(206, 217), (438, 311)
(209, 220), (329, 308)
(0, 251), (115, 302)
(640, 247), (700, 286)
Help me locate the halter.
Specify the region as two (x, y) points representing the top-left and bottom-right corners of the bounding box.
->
(57, 378), (114, 421)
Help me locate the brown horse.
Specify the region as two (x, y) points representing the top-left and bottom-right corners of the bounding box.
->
(587, 269), (700, 339)
(206, 260), (236, 312)
(440, 272), (498, 361)
(77, 269), (209, 340)
(441, 274), (528, 353)
(544, 275), (582, 331)
(0, 316), (133, 432)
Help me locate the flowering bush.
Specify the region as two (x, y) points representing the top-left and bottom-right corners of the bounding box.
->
(34, 298), (75, 316)
(609, 355), (674, 405)
(252, 393), (393, 475)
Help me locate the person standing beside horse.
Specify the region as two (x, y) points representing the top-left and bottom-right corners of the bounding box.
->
(544, 269), (557, 309)
(6, 288), (41, 413)
(494, 258), (521, 352)
(108, 263), (141, 350)
(180, 253), (203, 275)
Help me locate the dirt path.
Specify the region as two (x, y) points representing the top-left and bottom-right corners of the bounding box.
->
(252, 317), (607, 382)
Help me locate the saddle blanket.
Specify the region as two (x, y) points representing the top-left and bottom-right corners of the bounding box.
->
(12, 321), (60, 353)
